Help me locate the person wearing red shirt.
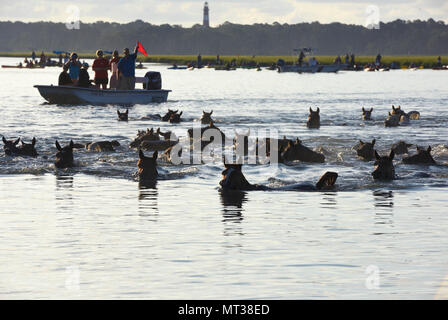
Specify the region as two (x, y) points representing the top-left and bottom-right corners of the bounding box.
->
(92, 50), (109, 89)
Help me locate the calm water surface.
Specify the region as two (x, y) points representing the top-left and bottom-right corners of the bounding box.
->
(0, 57), (448, 299)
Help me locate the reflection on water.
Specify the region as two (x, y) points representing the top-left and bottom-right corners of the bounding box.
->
(138, 184), (158, 220)
(54, 174), (75, 213)
(373, 190), (394, 208)
(373, 190), (394, 225)
(320, 192), (338, 209)
(219, 190), (247, 236)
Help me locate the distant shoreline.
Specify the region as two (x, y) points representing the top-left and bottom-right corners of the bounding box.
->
(0, 52), (445, 68)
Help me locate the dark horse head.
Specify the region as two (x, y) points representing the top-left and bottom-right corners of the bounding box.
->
(402, 146), (436, 165)
(169, 111), (183, 123)
(19, 137), (38, 157)
(307, 107), (320, 129)
(362, 107), (373, 120)
(138, 150), (158, 182)
(220, 162), (259, 191)
(162, 109), (178, 121)
(280, 138), (325, 163)
(117, 109), (129, 121)
(2, 136), (21, 155)
(200, 110), (214, 125)
(55, 140), (74, 168)
(355, 139), (376, 161)
(372, 150), (395, 180)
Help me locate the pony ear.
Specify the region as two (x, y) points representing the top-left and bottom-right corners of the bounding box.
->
(389, 150), (395, 160)
(372, 139), (376, 145)
(14, 138), (20, 145)
(388, 111), (391, 116)
(2, 137), (6, 144)
(427, 146), (431, 153)
(375, 150), (381, 160)
(359, 140), (364, 145)
(152, 150), (158, 159)
(55, 140), (62, 151)
(316, 107), (320, 113)
(117, 110), (120, 115)
(210, 110), (213, 115)
(32, 137), (36, 145)
(362, 107), (365, 112)
(370, 108), (373, 112)
(392, 105), (395, 110)
(139, 149), (145, 159)
(125, 109), (128, 114)
(179, 111), (183, 116)
(309, 107), (312, 113)
(69, 140), (74, 148)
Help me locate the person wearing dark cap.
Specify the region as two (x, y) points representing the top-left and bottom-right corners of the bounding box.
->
(58, 65), (73, 86)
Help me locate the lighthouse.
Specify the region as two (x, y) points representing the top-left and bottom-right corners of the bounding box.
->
(203, 2), (210, 27)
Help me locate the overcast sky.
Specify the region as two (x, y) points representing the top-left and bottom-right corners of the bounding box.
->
(0, 0), (446, 26)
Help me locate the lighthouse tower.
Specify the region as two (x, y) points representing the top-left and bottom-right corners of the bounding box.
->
(203, 2), (210, 27)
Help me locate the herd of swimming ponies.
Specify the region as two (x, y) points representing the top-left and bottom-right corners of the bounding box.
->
(2, 104), (438, 191)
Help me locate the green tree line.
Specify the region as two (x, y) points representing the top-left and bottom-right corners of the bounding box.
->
(0, 19), (447, 55)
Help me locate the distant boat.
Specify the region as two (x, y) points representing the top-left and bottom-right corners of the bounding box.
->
(277, 64), (347, 73)
(34, 85), (171, 105)
(2, 64), (45, 69)
(167, 66), (188, 70)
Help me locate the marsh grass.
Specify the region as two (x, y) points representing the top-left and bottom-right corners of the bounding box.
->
(1, 52), (446, 68)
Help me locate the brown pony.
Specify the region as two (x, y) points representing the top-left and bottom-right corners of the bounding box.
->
(307, 107), (320, 129)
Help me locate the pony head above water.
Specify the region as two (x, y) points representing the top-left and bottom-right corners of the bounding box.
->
(280, 138), (325, 163)
(362, 107), (373, 120)
(372, 150), (395, 180)
(200, 110), (214, 125)
(355, 139), (376, 161)
(307, 107), (320, 129)
(169, 111), (183, 123)
(137, 149), (158, 181)
(402, 146), (436, 165)
(55, 140), (74, 168)
(117, 109), (129, 121)
(162, 109), (178, 121)
(2, 136), (21, 155)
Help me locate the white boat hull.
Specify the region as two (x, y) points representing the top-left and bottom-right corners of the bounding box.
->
(34, 85), (171, 105)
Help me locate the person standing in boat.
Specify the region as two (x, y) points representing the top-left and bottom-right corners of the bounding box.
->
(58, 65), (73, 86)
(437, 56), (442, 67)
(350, 54), (355, 66)
(375, 53), (382, 67)
(298, 50), (305, 66)
(92, 50), (109, 89)
(64, 52), (82, 86)
(31, 50), (36, 61)
(109, 50), (120, 89)
(40, 51), (46, 66)
(117, 44), (139, 90)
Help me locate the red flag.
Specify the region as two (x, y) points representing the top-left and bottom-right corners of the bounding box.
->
(137, 41), (148, 56)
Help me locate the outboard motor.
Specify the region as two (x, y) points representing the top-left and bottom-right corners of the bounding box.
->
(143, 71), (162, 90)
